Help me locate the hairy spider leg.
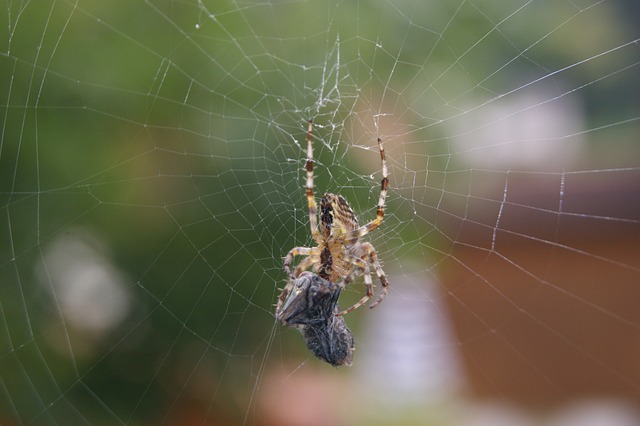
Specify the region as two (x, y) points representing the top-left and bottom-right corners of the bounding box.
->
(336, 252), (374, 315)
(305, 119), (320, 242)
(346, 137), (389, 243)
(361, 242), (389, 309)
(279, 246), (321, 314)
(335, 242), (389, 315)
(284, 246), (319, 280)
(294, 254), (320, 278)
(337, 137), (390, 313)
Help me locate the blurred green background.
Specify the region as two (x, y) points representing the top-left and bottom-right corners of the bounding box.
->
(1, 0), (639, 424)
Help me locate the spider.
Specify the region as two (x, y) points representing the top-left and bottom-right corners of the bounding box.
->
(276, 271), (355, 367)
(278, 119), (390, 317)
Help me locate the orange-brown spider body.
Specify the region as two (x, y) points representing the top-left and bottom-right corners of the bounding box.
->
(277, 120), (389, 317)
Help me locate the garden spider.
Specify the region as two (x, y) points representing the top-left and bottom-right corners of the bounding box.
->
(277, 120), (390, 317)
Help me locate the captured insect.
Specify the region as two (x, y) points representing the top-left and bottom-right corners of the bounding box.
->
(276, 271), (355, 367)
(278, 120), (390, 317)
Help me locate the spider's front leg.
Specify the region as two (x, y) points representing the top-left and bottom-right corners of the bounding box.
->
(336, 253), (374, 316)
(279, 246), (320, 314)
(283, 246), (318, 280)
(336, 242), (389, 315)
(362, 242), (389, 309)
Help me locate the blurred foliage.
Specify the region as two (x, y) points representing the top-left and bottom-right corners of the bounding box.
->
(0, 0), (638, 424)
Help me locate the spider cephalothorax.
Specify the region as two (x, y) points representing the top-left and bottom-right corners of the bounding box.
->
(277, 120), (390, 317)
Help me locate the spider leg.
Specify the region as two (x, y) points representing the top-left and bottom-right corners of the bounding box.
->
(336, 254), (373, 316)
(361, 242), (389, 309)
(305, 119), (320, 242)
(283, 246), (318, 280)
(294, 253), (320, 278)
(335, 242), (389, 315)
(346, 137), (389, 242)
(278, 246), (320, 315)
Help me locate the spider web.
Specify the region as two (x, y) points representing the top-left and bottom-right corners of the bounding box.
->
(1, 0), (639, 424)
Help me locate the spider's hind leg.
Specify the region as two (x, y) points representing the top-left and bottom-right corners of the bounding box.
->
(347, 137), (389, 242)
(305, 119), (320, 241)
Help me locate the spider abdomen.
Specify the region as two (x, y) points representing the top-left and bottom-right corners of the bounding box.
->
(318, 193), (362, 282)
(320, 193), (360, 238)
